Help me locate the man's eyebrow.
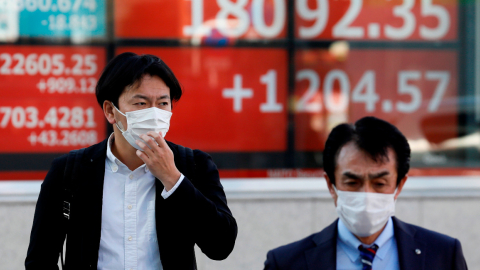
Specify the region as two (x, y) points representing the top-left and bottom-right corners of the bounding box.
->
(131, 94), (170, 100)
(343, 171), (363, 180)
(131, 94), (150, 100)
(368, 171), (390, 179)
(157, 95), (170, 100)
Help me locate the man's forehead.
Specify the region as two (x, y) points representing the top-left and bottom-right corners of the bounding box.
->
(336, 142), (396, 170)
(120, 75), (170, 100)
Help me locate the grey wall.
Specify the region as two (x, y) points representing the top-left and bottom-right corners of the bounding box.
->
(2, 196), (479, 270)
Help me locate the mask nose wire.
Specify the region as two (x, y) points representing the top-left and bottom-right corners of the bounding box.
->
(111, 102), (127, 132)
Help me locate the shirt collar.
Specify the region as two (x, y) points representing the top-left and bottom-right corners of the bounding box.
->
(337, 217), (394, 262)
(106, 133), (148, 174)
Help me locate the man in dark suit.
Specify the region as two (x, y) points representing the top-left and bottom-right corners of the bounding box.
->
(264, 117), (467, 270)
(26, 53), (237, 270)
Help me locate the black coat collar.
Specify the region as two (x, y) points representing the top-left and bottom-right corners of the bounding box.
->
(392, 217), (426, 270)
(305, 220), (337, 270)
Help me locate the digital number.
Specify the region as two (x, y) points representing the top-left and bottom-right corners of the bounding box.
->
(296, 0), (328, 39)
(47, 14), (97, 31)
(37, 77), (97, 94)
(0, 53), (98, 76)
(425, 71), (450, 112)
(15, 0), (97, 13)
(0, 106), (97, 129)
(298, 0), (451, 40)
(332, 0), (363, 38)
(323, 70), (350, 113)
(296, 69), (321, 112)
(259, 70), (283, 112)
(251, 0), (285, 38)
(351, 71), (378, 112)
(295, 69), (451, 113)
(222, 70), (283, 113)
(27, 130), (98, 147)
(385, 0), (416, 40)
(419, 0), (450, 40)
(184, 0), (286, 38)
(396, 71), (421, 112)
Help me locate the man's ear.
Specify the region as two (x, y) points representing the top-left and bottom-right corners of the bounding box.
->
(103, 101), (116, 125)
(394, 176), (408, 200)
(324, 173), (338, 205)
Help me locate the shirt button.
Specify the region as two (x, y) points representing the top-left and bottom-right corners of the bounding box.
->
(128, 236), (132, 241)
(112, 165), (118, 172)
(128, 205), (132, 210)
(129, 174), (133, 179)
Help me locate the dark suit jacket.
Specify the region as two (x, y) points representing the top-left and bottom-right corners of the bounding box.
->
(25, 139), (237, 270)
(264, 217), (467, 270)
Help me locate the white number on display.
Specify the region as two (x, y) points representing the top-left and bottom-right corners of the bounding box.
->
(296, 0), (329, 39)
(396, 71), (421, 113)
(37, 77), (97, 94)
(47, 14), (97, 31)
(296, 0), (450, 40)
(351, 71), (378, 112)
(0, 53), (97, 76)
(419, 0), (450, 40)
(260, 70), (283, 112)
(216, 0), (250, 37)
(296, 69), (321, 112)
(295, 69), (451, 114)
(184, 0), (286, 38)
(222, 70), (283, 113)
(251, 0), (285, 38)
(385, 0), (415, 40)
(323, 70), (350, 113)
(426, 71), (450, 112)
(183, 0), (205, 36)
(332, 0), (363, 38)
(15, 0), (97, 12)
(0, 106), (96, 129)
(27, 130), (98, 146)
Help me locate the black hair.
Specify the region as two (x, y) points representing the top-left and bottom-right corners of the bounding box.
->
(95, 52), (182, 108)
(323, 116), (411, 186)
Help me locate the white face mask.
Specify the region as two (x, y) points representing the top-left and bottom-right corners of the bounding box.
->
(112, 103), (172, 151)
(334, 186), (396, 237)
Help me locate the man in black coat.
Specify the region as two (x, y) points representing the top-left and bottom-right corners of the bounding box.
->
(264, 117), (467, 270)
(26, 52), (237, 270)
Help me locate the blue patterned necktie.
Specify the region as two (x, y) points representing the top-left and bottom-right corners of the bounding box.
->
(358, 244), (379, 270)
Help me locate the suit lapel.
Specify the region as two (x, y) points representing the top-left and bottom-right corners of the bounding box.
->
(393, 217), (426, 270)
(304, 220), (338, 270)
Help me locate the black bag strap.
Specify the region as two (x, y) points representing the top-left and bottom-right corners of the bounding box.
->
(176, 144), (195, 181)
(60, 148), (85, 269)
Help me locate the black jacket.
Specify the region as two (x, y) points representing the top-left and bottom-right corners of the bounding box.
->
(26, 139), (237, 270)
(264, 217), (467, 270)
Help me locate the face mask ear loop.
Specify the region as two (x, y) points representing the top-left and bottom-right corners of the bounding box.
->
(393, 187), (399, 202)
(332, 184), (339, 196)
(111, 102), (126, 132)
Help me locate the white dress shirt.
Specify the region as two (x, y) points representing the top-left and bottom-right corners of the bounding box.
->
(97, 134), (184, 270)
(336, 217), (400, 270)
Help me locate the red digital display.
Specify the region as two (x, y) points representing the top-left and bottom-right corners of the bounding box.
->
(296, 0), (458, 41)
(115, 0), (288, 39)
(294, 49), (458, 151)
(115, 0), (457, 41)
(0, 46), (107, 153)
(117, 47), (288, 152)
